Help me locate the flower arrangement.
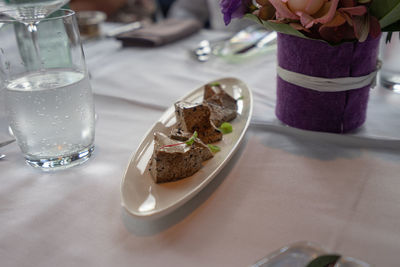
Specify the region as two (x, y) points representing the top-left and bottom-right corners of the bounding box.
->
(220, 0), (399, 133)
(221, 0), (400, 44)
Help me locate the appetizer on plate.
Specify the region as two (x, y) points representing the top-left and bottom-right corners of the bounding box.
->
(121, 77), (253, 219)
(149, 132), (213, 183)
(149, 82), (238, 183)
(170, 101), (222, 144)
(203, 82), (238, 127)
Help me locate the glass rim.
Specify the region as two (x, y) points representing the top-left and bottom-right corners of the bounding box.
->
(0, 8), (75, 23)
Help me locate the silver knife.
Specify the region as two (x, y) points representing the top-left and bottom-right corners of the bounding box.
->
(235, 31), (277, 54)
(105, 21), (142, 38)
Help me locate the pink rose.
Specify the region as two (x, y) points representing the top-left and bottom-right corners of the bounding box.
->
(269, 0), (339, 28)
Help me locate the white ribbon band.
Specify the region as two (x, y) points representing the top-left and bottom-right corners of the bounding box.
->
(277, 61), (381, 92)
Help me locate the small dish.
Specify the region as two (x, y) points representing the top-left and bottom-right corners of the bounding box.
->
(121, 77), (253, 219)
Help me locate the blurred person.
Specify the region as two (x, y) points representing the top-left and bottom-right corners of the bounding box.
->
(168, 0), (255, 31)
(70, 0), (157, 23)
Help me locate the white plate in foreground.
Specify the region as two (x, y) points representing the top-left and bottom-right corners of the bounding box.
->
(121, 77), (253, 219)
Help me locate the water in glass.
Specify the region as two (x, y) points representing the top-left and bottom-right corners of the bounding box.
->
(5, 69), (94, 163)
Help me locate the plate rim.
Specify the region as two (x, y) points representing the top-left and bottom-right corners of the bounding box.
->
(120, 77), (253, 219)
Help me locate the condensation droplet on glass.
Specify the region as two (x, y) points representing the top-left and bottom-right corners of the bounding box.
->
(65, 115), (70, 119)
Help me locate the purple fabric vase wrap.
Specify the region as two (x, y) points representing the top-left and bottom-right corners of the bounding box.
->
(275, 33), (380, 133)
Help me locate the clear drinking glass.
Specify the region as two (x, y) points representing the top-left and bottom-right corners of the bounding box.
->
(379, 33), (400, 93)
(0, 9), (95, 170)
(0, 0), (69, 22)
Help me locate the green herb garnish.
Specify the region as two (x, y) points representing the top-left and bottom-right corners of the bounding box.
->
(219, 122), (233, 134)
(185, 131), (198, 146)
(207, 144), (221, 153)
(209, 82), (221, 87)
(306, 254), (341, 267)
(237, 96), (244, 100)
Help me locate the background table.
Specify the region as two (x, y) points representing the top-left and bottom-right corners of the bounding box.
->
(1, 29), (400, 267)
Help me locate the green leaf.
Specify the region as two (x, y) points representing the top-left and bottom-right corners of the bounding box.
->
(245, 14), (311, 40)
(185, 131), (198, 146)
(209, 82), (221, 87)
(306, 254), (341, 267)
(382, 19), (400, 32)
(207, 144), (221, 153)
(370, 0), (400, 29)
(244, 14), (336, 46)
(219, 122), (233, 134)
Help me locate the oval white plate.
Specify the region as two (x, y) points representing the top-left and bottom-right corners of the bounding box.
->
(121, 77), (253, 219)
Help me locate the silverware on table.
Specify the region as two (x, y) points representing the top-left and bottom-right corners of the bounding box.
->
(193, 27), (277, 62)
(81, 21), (142, 43)
(105, 21), (142, 38)
(194, 39), (213, 62)
(194, 25), (262, 62)
(234, 31), (277, 54)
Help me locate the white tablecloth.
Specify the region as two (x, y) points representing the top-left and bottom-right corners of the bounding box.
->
(1, 29), (400, 267)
